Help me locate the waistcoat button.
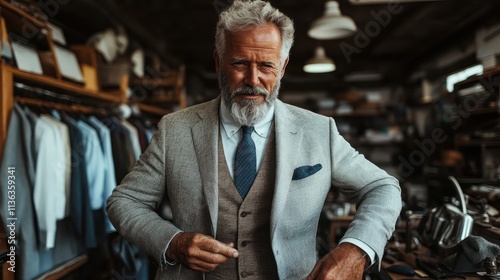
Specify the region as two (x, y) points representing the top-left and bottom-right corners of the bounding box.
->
(240, 211), (249, 217)
(241, 241), (248, 247)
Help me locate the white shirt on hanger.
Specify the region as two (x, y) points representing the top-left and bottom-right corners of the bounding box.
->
(34, 115), (66, 249)
(43, 114), (72, 217)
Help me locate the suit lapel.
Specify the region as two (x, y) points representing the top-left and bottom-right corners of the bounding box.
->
(191, 97), (221, 236)
(270, 100), (303, 240)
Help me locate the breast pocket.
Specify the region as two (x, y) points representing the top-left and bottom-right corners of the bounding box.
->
(292, 164), (322, 181)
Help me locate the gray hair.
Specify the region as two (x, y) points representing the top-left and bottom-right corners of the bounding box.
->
(215, 0), (295, 65)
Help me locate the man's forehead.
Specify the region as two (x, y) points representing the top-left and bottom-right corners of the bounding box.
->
(225, 25), (281, 54)
(226, 23), (281, 42)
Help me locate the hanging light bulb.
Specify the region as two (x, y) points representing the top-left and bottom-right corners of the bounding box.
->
(303, 46), (336, 73)
(308, 1), (357, 40)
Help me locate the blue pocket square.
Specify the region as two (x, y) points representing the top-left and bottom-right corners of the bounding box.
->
(292, 164), (322, 180)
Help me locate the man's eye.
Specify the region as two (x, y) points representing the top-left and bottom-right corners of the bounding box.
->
(260, 64), (275, 73)
(262, 64), (276, 70)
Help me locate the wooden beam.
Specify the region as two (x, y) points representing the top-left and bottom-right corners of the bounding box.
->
(0, 64), (13, 160)
(34, 254), (88, 280)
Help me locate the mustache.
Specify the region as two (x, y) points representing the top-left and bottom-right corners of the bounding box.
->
(232, 86), (269, 96)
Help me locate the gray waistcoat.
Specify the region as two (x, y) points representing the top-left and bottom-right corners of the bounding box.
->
(206, 127), (279, 280)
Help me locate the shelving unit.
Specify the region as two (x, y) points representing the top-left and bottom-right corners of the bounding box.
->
(0, 0), (188, 278)
(129, 65), (187, 120)
(450, 67), (500, 180)
(338, 118), (402, 180)
(0, 1), (128, 279)
(0, 62), (126, 157)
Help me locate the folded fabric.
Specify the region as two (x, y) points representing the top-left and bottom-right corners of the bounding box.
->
(292, 164), (322, 180)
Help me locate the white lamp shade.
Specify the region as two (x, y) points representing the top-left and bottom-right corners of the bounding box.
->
(303, 46), (336, 73)
(308, 1), (357, 40)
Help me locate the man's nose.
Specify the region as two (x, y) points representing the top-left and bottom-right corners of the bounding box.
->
(244, 65), (260, 87)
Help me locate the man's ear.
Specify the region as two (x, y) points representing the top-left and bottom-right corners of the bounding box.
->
(280, 57), (289, 78)
(214, 50), (220, 74)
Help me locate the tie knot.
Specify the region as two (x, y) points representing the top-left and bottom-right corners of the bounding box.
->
(241, 126), (254, 136)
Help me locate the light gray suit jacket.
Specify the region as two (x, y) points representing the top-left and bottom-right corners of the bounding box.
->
(107, 96), (402, 280)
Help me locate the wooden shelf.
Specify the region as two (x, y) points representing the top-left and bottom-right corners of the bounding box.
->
(470, 106), (499, 115)
(34, 254), (88, 280)
(455, 139), (500, 147)
(132, 75), (179, 88)
(145, 95), (180, 103)
(136, 103), (171, 116)
(5, 64), (126, 103)
(15, 97), (108, 115)
(0, 0), (46, 27)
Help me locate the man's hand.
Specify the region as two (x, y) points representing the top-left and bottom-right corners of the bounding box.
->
(166, 232), (239, 272)
(307, 243), (368, 280)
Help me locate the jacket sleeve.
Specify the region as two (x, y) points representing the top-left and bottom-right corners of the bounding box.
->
(106, 116), (182, 270)
(329, 117), (402, 267)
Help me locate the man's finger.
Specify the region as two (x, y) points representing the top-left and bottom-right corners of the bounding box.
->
(200, 239), (239, 258)
(194, 247), (235, 264)
(307, 260), (322, 280)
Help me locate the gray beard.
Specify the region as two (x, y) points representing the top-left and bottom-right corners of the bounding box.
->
(219, 71), (280, 126)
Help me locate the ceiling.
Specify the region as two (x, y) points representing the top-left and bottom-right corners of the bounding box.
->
(54, 0), (500, 92)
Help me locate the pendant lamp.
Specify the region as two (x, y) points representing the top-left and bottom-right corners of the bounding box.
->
(303, 46), (336, 73)
(308, 1), (357, 40)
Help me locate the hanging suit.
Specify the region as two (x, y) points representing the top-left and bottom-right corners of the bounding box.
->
(0, 103), (41, 279)
(63, 115), (97, 249)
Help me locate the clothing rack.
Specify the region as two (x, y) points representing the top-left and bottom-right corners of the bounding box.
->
(13, 81), (117, 112)
(0, 58), (126, 280)
(15, 97), (109, 116)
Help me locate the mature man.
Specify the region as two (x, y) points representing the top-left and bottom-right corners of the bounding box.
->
(107, 1), (402, 279)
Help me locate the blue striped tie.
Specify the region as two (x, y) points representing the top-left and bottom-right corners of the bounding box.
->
(234, 126), (256, 199)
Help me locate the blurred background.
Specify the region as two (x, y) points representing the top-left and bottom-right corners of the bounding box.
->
(1, 0), (500, 279)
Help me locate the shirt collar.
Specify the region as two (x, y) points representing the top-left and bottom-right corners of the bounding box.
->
(219, 98), (274, 139)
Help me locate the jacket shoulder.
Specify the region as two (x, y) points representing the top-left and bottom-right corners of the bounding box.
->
(157, 98), (219, 128)
(276, 100), (331, 127)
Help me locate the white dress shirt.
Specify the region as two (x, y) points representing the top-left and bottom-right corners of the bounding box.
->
(49, 111), (72, 217)
(42, 115), (71, 218)
(219, 100), (274, 178)
(34, 115), (66, 249)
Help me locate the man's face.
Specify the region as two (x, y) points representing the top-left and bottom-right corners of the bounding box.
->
(215, 23), (289, 125)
